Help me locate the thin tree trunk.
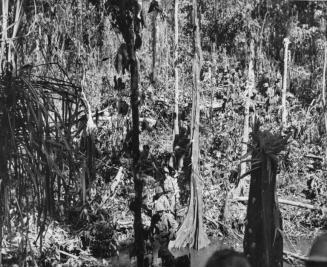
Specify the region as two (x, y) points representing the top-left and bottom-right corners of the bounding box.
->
(126, 15), (144, 267)
(282, 38), (290, 128)
(170, 0), (210, 250)
(322, 40), (327, 131)
(0, 0), (9, 70)
(236, 39), (255, 197)
(0, 4), (11, 258)
(151, 10), (158, 84)
(323, 43), (327, 112)
(0, 133), (7, 267)
(116, 2), (144, 266)
(9, 0), (22, 71)
(322, 42), (327, 165)
(0, 72), (11, 267)
(173, 0), (179, 145)
(210, 41), (216, 126)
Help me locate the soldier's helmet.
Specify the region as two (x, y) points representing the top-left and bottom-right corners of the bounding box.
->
(306, 233), (327, 265)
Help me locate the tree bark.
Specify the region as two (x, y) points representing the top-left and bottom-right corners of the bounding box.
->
(0, 71), (11, 267)
(170, 0), (210, 250)
(130, 51), (144, 267)
(0, 128), (7, 267)
(323, 43), (327, 131)
(151, 10), (158, 84)
(282, 38), (290, 128)
(173, 0), (179, 145)
(0, 0), (9, 70)
(116, 1), (144, 265)
(236, 39), (255, 197)
(127, 20), (144, 267)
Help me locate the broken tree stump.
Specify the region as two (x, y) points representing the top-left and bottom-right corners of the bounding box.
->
(244, 123), (288, 267)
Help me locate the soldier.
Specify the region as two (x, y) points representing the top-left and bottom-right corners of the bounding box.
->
(150, 186), (178, 267)
(163, 167), (179, 216)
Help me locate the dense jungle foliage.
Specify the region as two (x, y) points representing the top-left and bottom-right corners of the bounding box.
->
(0, 0), (327, 266)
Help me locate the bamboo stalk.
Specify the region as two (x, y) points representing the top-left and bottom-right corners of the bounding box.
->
(282, 38), (290, 128)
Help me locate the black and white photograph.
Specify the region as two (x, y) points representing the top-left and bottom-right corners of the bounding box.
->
(0, 0), (327, 266)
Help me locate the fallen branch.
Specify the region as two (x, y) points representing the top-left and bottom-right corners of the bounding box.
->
(58, 250), (78, 259)
(233, 197), (318, 210)
(305, 154), (323, 160)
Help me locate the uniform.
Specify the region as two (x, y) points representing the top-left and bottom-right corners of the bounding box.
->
(163, 173), (180, 214)
(150, 187), (178, 267)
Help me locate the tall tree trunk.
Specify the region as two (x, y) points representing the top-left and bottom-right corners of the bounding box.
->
(113, 2), (144, 264)
(0, 130), (7, 267)
(151, 10), (158, 84)
(319, 14), (327, 136)
(0, 0), (9, 70)
(282, 38), (290, 128)
(170, 0), (210, 250)
(323, 45), (327, 121)
(210, 41), (216, 126)
(321, 39), (327, 167)
(127, 16), (144, 267)
(0, 71), (11, 267)
(130, 51), (143, 267)
(236, 39), (255, 197)
(173, 0), (179, 145)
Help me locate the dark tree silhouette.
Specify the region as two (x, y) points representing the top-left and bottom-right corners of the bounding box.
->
(244, 122), (288, 267)
(106, 1), (145, 266)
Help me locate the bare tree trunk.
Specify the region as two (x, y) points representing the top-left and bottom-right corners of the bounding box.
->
(151, 10), (158, 84)
(0, 0), (9, 70)
(322, 40), (327, 129)
(322, 42), (327, 167)
(117, 1), (144, 265)
(173, 0), (179, 144)
(0, 71), (11, 267)
(170, 0), (210, 250)
(127, 21), (144, 267)
(130, 53), (144, 267)
(0, 136), (7, 267)
(282, 38), (290, 128)
(0, 147), (6, 267)
(0, 2), (10, 264)
(236, 39), (255, 197)
(210, 41), (216, 126)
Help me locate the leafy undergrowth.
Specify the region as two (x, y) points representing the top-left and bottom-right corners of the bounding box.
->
(3, 63), (327, 266)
